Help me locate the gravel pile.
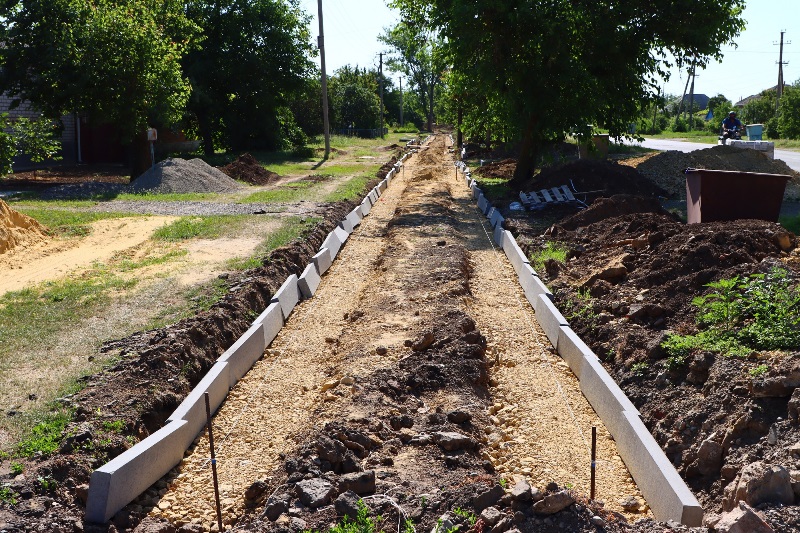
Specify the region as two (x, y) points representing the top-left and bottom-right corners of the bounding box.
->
(621, 145), (800, 200)
(128, 158), (242, 194)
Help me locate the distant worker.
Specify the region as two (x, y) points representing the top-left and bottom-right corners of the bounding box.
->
(721, 111), (743, 141)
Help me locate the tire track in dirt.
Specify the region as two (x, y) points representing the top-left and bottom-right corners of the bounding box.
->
(147, 137), (646, 531)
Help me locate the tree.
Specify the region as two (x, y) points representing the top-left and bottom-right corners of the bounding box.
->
(0, 115), (17, 178)
(778, 83), (800, 140)
(388, 0), (746, 183)
(0, 0), (197, 143)
(13, 118), (63, 178)
(707, 94), (733, 115)
(380, 22), (445, 132)
(328, 66), (382, 132)
(183, 0), (314, 153)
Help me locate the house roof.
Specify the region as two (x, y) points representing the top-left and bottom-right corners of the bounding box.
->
(734, 85), (780, 107)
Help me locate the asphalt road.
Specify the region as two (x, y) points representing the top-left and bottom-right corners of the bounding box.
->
(631, 137), (800, 173)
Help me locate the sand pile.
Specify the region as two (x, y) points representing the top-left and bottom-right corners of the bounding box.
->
(128, 158), (242, 194)
(0, 199), (47, 254)
(621, 145), (800, 199)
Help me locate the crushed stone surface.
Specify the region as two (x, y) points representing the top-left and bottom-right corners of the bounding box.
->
(128, 158), (242, 194)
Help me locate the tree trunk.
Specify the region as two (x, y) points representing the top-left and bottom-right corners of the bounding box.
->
(511, 115), (540, 186)
(427, 82), (434, 132)
(197, 110), (214, 156)
(457, 102), (463, 150)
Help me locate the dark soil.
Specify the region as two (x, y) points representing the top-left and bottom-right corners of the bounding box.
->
(0, 165), (130, 192)
(219, 154), (281, 186)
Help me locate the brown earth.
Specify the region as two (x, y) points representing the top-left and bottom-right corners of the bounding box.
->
(0, 199), (48, 254)
(219, 153), (281, 186)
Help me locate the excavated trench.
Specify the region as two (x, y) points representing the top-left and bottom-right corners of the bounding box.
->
(139, 137), (645, 532)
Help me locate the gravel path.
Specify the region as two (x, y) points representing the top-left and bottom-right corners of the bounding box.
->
(87, 200), (323, 217)
(149, 136), (645, 531)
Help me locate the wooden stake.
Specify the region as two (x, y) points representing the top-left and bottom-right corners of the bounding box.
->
(590, 426), (597, 501)
(205, 392), (224, 532)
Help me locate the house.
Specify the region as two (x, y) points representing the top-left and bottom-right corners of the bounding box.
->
(678, 93), (710, 110)
(734, 86), (780, 108)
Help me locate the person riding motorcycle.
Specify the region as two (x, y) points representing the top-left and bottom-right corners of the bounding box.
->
(721, 111), (743, 141)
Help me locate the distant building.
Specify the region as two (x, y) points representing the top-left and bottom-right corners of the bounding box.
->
(734, 86), (780, 108)
(678, 93), (710, 110)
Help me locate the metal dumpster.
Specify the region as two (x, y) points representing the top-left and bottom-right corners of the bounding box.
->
(684, 168), (790, 224)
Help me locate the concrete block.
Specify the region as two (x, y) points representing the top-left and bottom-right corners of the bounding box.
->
(298, 263), (321, 299)
(86, 420), (190, 523)
(493, 225), (507, 247)
(477, 194), (489, 214)
(346, 207), (362, 229)
(333, 226), (350, 248)
(254, 302), (284, 346)
(517, 264), (552, 308)
(555, 326), (592, 380)
(218, 321), (267, 385)
(489, 209), (505, 229)
(378, 180), (387, 193)
(338, 217), (354, 234)
(360, 198), (372, 216)
(533, 294), (568, 348)
(486, 206), (496, 220)
(312, 248), (333, 276)
(615, 411), (703, 526)
(322, 231), (342, 259)
(578, 355), (640, 438)
(472, 186), (482, 200)
(271, 274), (299, 321)
(502, 235), (530, 278)
(480, 197), (492, 216)
(167, 362), (231, 450)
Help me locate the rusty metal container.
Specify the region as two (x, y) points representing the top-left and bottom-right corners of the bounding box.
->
(684, 168), (790, 224)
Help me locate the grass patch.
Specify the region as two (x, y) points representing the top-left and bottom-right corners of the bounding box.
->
(239, 181), (316, 203)
(152, 215), (250, 241)
(12, 208), (130, 237)
(225, 216), (321, 270)
(475, 176), (512, 203)
(324, 174), (372, 202)
(114, 191), (222, 202)
(15, 408), (72, 458)
(529, 242), (569, 274)
(116, 249), (189, 271)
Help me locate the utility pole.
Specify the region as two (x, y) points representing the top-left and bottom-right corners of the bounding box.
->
(687, 64), (697, 130)
(379, 53), (384, 139)
(399, 76), (404, 127)
(775, 30), (791, 112)
(317, 0), (330, 158)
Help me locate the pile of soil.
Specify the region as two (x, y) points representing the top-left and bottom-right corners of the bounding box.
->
(511, 194), (800, 528)
(376, 156), (398, 180)
(219, 153), (280, 186)
(620, 145), (800, 200)
(0, 199), (47, 254)
(530, 159), (667, 199)
(128, 158), (241, 194)
(475, 159), (517, 180)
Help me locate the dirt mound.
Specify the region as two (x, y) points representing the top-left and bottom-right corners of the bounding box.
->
(622, 145), (800, 199)
(128, 157), (242, 194)
(528, 159), (667, 199)
(219, 153), (280, 185)
(377, 143), (401, 151)
(557, 195), (679, 231)
(0, 199), (47, 254)
(376, 156), (398, 179)
(476, 158), (517, 179)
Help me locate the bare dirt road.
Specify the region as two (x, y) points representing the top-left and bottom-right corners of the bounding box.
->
(149, 136), (644, 532)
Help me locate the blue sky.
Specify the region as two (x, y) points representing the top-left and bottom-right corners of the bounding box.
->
(302, 0), (796, 103)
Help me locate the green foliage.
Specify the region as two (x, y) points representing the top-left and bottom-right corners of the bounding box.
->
(13, 117), (63, 167)
(389, 0), (745, 181)
(741, 90), (777, 127)
(778, 84), (800, 140)
(0, 0), (197, 141)
(102, 420), (125, 433)
(631, 362), (649, 376)
(16, 410), (71, 458)
(0, 114), (17, 177)
(38, 475), (57, 491)
(10, 462), (23, 475)
(749, 364), (769, 377)
(329, 499), (379, 533)
(452, 507), (477, 526)
(664, 354), (687, 371)
(152, 215), (249, 241)
(498, 478), (507, 489)
(0, 485), (18, 505)
(529, 242), (568, 275)
(662, 268), (800, 361)
(224, 216), (320, 270)
(11, 208), (127, 237)
(184, 0), (314, 153)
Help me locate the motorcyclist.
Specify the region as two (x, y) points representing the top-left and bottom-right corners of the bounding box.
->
(721, 111), (743, 141)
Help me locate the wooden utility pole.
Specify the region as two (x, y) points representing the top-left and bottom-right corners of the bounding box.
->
(379, 53), (385, 139)
(399, 76), (404, 127)
(317, 0), (330, 158)
(687, 64), (697, 130)
(775, 31), (791, 112)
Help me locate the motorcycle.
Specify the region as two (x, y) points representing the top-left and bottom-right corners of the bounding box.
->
(719, 126), (742, 145)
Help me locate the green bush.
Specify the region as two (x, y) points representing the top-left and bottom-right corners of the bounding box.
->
(0, 114), (16, 177)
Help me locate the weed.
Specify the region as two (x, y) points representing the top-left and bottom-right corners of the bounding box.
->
(749, 364), (769, 377)
(403, 519), (416, 533)
(631, 362), (649, 376)
(10, 462), (23, 475)
(329, 499), (379, 533)
(16, 410), (71, 458)
(38, 475), (57, 491)
(452, 507), (477, 526)
(529, 242), (569, 275)
(498, 477), (507, 488)
(663, 354), (686, 371)
(0, 485), (18, 505)
(102, 420), (125, 433)
(565, 288), (597, 327)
